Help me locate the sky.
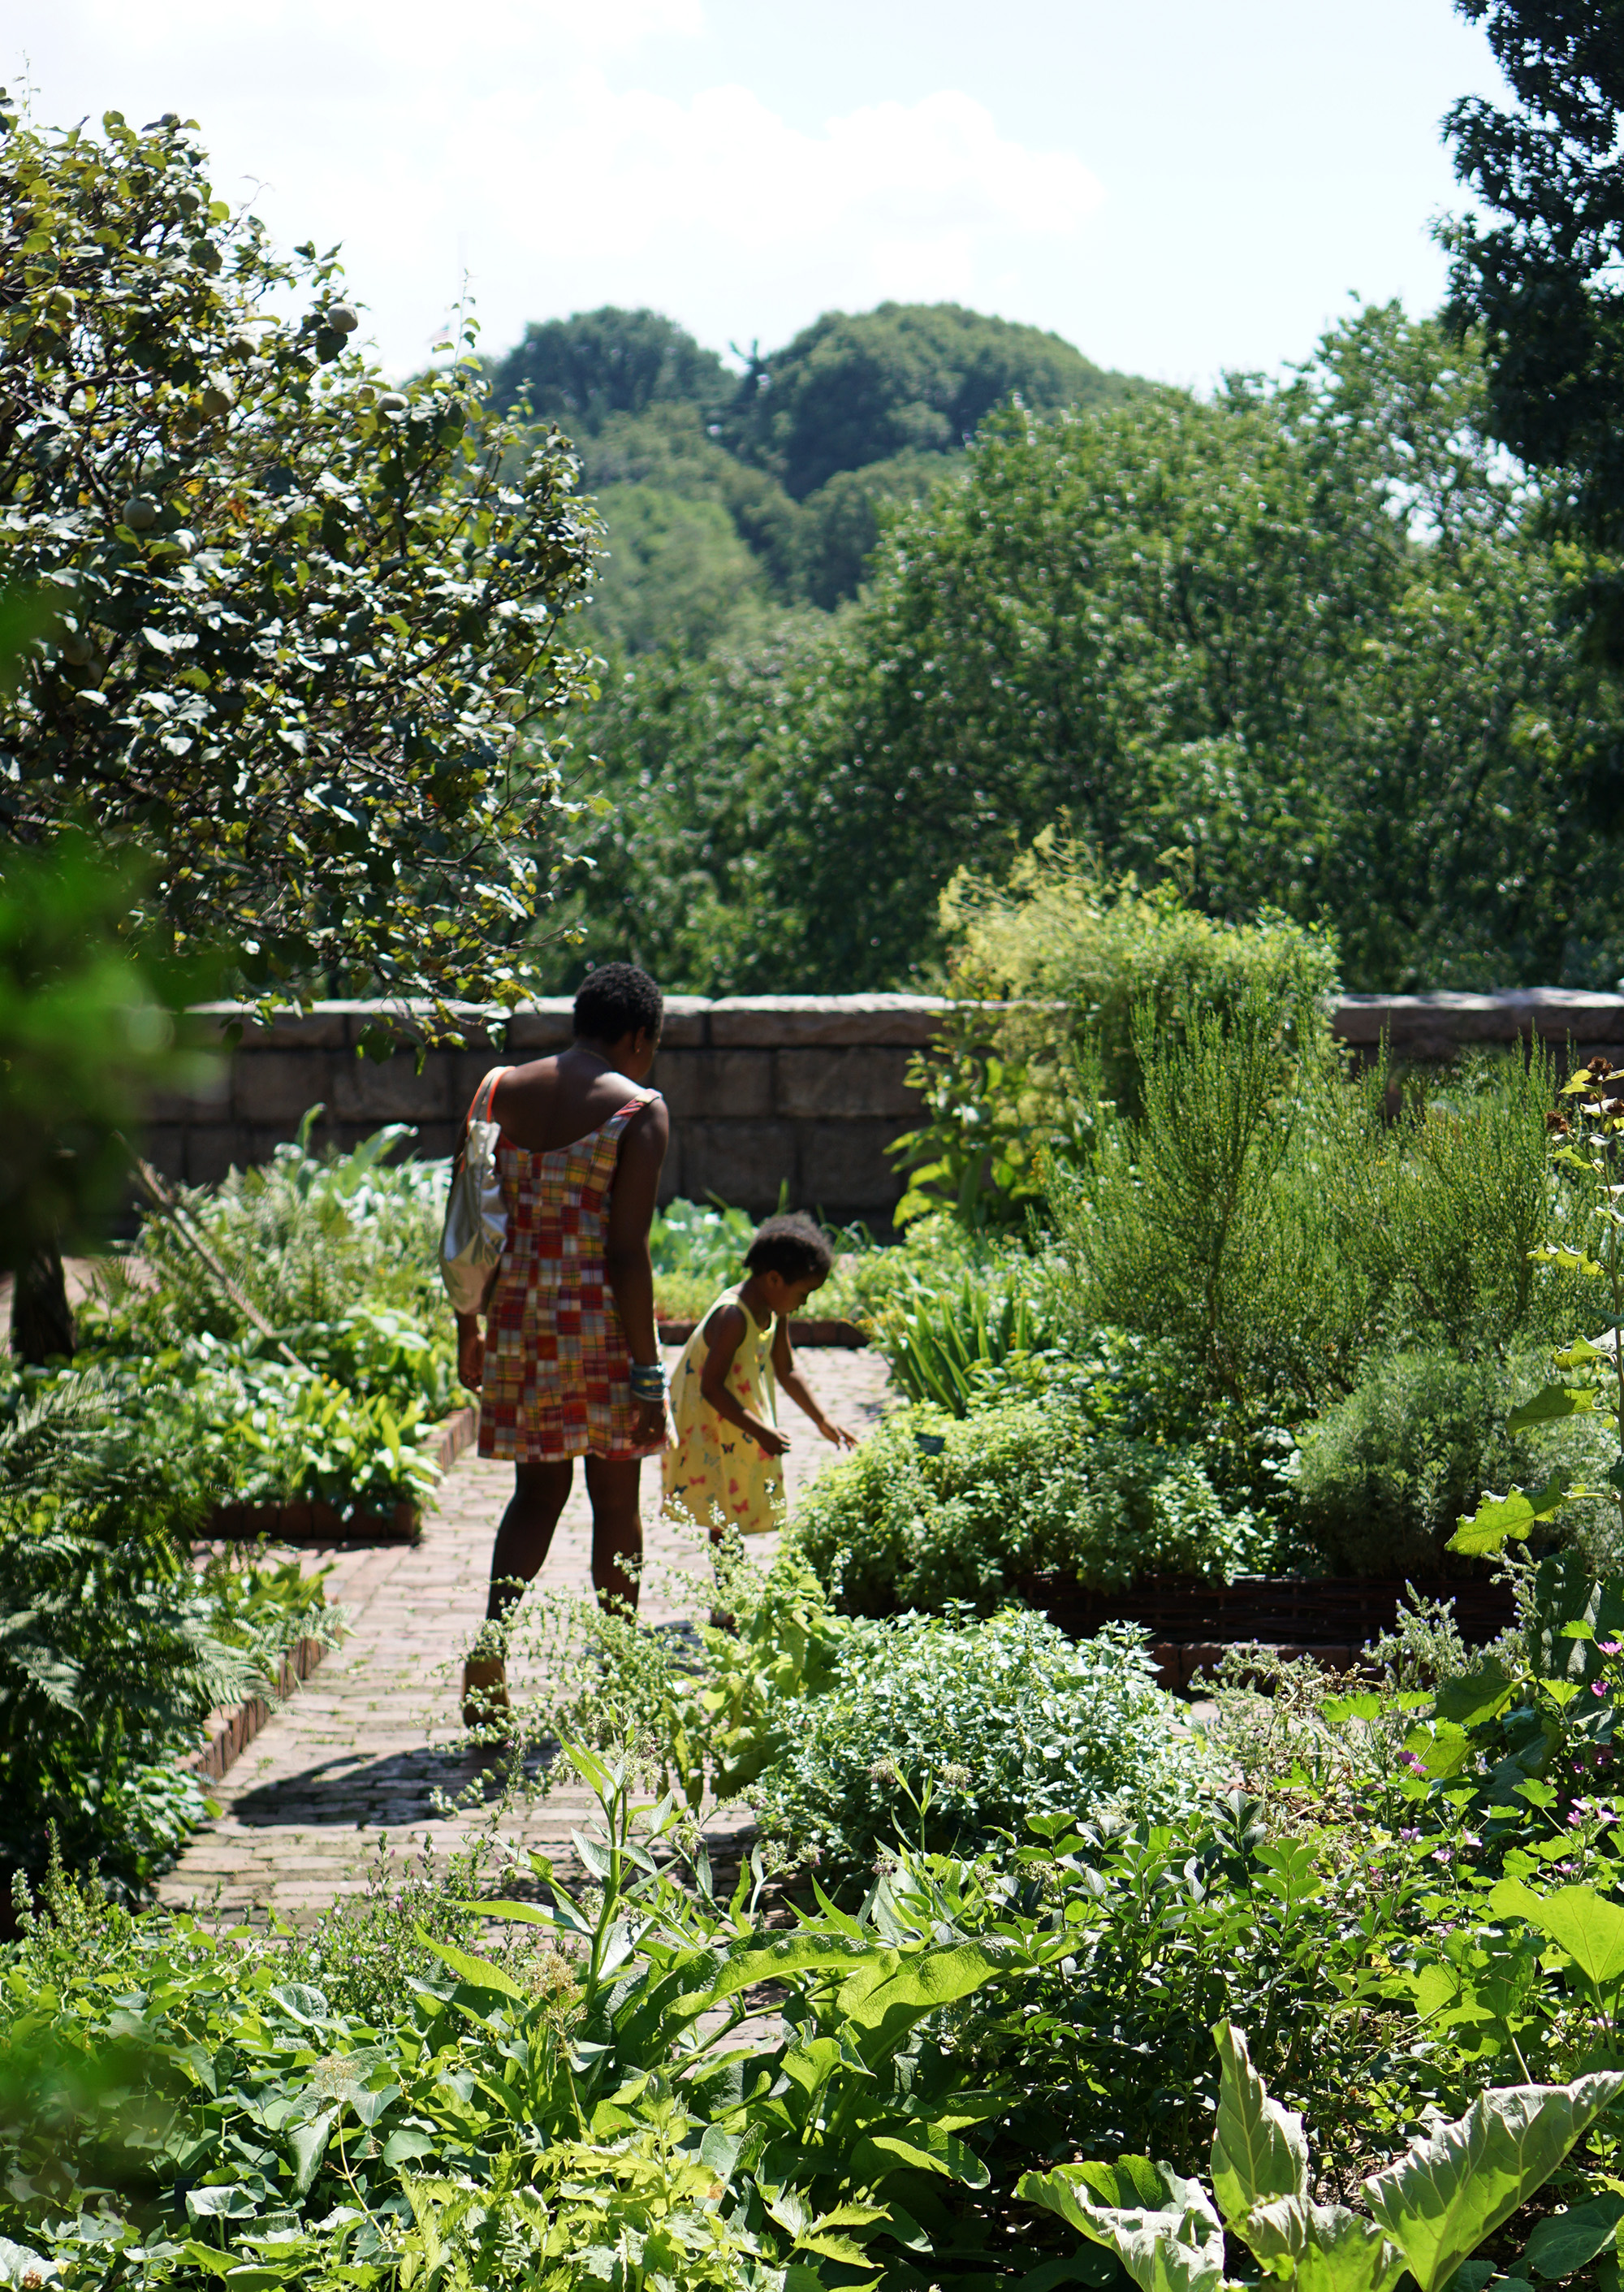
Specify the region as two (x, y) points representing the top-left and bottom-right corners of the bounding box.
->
(12, 0), (1505, 387)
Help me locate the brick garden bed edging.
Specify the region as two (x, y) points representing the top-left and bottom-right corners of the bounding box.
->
(191, 1633), (329, 1783)
(207, 1404), (479, 1546)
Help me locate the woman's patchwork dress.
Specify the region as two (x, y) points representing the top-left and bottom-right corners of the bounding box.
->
(477, 1090), (668, 1464)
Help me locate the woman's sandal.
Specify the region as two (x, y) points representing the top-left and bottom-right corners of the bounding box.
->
(460, 1655), (510, 1732)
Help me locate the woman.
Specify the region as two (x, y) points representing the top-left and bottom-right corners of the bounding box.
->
(456, 963), (669, 1723)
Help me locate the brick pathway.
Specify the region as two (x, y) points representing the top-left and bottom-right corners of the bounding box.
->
(158, 1349), (890, 1927)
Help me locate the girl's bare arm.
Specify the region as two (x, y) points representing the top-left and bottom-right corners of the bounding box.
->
(771, 1321), (858, 1447)
(702, 1305), (790, 1456)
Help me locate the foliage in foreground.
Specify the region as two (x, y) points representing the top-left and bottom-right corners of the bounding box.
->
(0, 1373), (339, 1890)
(1025, 2020), (1624, 2292)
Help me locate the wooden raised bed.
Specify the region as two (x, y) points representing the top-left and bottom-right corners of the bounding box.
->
(1020, 1572), (1518, 1693)
(208, 1404), (479, 1546)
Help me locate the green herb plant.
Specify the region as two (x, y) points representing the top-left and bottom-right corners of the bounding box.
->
(1021, 2020), (1624, 2292)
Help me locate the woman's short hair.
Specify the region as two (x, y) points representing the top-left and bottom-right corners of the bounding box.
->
(744, 1212), (833, 1282)
(572, 962), (663, 1046)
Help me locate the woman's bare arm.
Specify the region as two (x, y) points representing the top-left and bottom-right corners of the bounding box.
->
(605, 1098), (671, 1440)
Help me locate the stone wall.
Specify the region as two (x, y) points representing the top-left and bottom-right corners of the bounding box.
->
(147, 995), (948, 1225)
(145, 987), (1624, 1225)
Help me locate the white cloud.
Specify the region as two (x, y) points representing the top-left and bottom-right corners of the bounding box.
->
(17, 1), (1106, 370)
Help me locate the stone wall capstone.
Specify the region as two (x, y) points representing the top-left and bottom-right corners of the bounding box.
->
(143, 988), (1624, 1223)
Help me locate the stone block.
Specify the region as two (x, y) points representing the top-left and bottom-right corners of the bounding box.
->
(330, 1053), (455, 1125)
(140, 1124), (188, 1182)
(504, 1001), (576, 1051)
(680, 1121), (797, 1213)
(451, 1049), (507, 1117)
(1333, 990), (1624, 1050)
(408, 1122), (460, 1161)
(796, 1120), (907, 1213)
(775, 1047), (922, 1119)
(232, 1050), (338, 1127)
(710, 995), (949, 1048)
(187, 1125), (253, 1185)
(144, 1070), (231, 1125)
(653, 1049), (773, 1119)
(657, 996), (713, 1048)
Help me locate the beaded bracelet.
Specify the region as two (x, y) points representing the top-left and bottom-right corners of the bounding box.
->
(628, 1361), (667, 1403)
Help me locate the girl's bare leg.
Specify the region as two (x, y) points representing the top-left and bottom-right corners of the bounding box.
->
(585, 1454), (643, 1613)
(486, 1460), (573, 1624)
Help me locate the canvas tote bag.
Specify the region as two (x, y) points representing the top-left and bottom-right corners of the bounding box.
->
(438, 1065), (512, 1313)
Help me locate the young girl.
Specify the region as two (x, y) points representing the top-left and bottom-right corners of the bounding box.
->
(663, 1212), (857, 1539)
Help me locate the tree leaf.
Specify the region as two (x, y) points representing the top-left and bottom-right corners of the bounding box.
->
(1362, 2075), (1624, 2292)
(1209, 2021), (1308, 2225)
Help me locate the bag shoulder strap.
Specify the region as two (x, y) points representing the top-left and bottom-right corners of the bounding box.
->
(464, 1064), (512, 1131)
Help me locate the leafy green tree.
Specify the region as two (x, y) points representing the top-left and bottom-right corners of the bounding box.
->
(491, 306), (732, 434)
(546, 620), (829, 993)
(0, 94), (602, 1019)
(579, 403), (802, 594)
(564, 305), (1624, 993)
(586, 484), (768, 656)
(726, 300), (1138, 499)
(1444, 2), (1624, 659)
(793, 450), (951, 611)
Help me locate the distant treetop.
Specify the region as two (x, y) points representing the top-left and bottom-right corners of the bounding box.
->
(491, 306), (732, 433)
(723, 301), (1139, 499)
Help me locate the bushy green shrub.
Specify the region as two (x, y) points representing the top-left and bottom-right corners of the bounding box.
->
(1290, 1349), (1619, 1576)
(753, 1607), (1207, 1892)
(790, 1397), (1272, 1614)
(893, 837), (1339, 1223)
(56, 1114), (455, 1514)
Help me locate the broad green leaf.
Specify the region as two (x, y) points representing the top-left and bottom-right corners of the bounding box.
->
(1322, 1693), (1384, 1723)
(836, 1940), (1010, 2057)
(1209, 2022), (1307, 2225)
(1405, 1720), (1475, 1779)
(287, 2112), (333, 2197)
(267, 1983), (330, 2025)
(854, 2125), (991, 2188)
(416, 1929), (526, 2000)
(186, 2185), (258, 2221)
(1522, 2194), (1624, 2277)
(1488, 1883), (1624, 1991)
(1363, 2075), (1624, 2292)
(1434, 1661), (1517, 1728)
(1242, 2195), (1407, 2292)
(382, 2128), (435, 2165)
(1451, 1477), (1570, 1557)
(1510, 1390), (1596, 1432)
(1018, 2160), (1226, 2292)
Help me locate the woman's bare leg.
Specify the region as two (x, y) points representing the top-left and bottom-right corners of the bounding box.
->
(585, 1455), (643, 1613)
(486, 1460), (573, 1624)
